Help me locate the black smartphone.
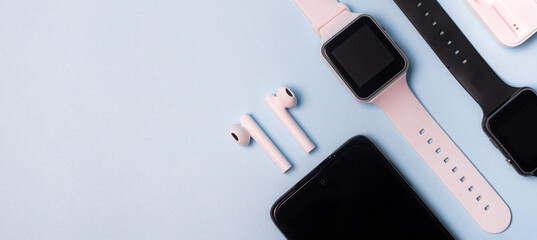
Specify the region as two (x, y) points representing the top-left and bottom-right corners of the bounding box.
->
(271, 136), (453, 239)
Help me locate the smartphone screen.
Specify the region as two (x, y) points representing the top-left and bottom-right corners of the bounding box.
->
(271, 136), (453, 239)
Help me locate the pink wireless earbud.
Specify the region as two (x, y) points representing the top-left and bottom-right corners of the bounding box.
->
(264, 87), (315, 153)
(229, 113), (292, 173)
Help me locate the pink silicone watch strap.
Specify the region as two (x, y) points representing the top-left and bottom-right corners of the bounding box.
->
(293, 0), (349, 35)
(371, 74), (511, 233)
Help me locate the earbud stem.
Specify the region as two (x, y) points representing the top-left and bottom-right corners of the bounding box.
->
(265, 95), (316, 153)
(240, 114), (292, 173)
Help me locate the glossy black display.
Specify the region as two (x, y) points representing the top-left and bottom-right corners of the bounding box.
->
(271, 136), (453, 239)
(322, 16), (406, 100)
(487, 89), (537, 174)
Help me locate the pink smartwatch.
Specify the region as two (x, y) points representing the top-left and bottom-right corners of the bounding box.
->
(293, 0), (511, 233)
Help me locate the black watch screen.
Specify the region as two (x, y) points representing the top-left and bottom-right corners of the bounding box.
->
(486, 88), (537, 174)
(322, 15), (407, 100)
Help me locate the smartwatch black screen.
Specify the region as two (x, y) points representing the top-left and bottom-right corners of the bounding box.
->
(487, 89), (537, 173)
(322, 16), (406, 99)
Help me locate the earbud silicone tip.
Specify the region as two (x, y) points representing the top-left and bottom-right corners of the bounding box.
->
(229, 124), (250, 146)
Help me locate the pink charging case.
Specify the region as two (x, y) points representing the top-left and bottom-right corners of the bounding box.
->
(465, 0), (537, 47)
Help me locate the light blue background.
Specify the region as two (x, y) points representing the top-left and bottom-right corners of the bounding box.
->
(0, 0), (536, 239)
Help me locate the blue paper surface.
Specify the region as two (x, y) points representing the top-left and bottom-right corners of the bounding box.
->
(0, 0), (536, 239)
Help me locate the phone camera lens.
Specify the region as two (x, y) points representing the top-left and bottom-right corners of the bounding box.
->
(319, 178), (327, 186)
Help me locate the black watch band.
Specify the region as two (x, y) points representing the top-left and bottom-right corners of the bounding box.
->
(393, 0), (519, 116)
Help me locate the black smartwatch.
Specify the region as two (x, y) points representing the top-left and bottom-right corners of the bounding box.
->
(394, 0), (537, 176)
